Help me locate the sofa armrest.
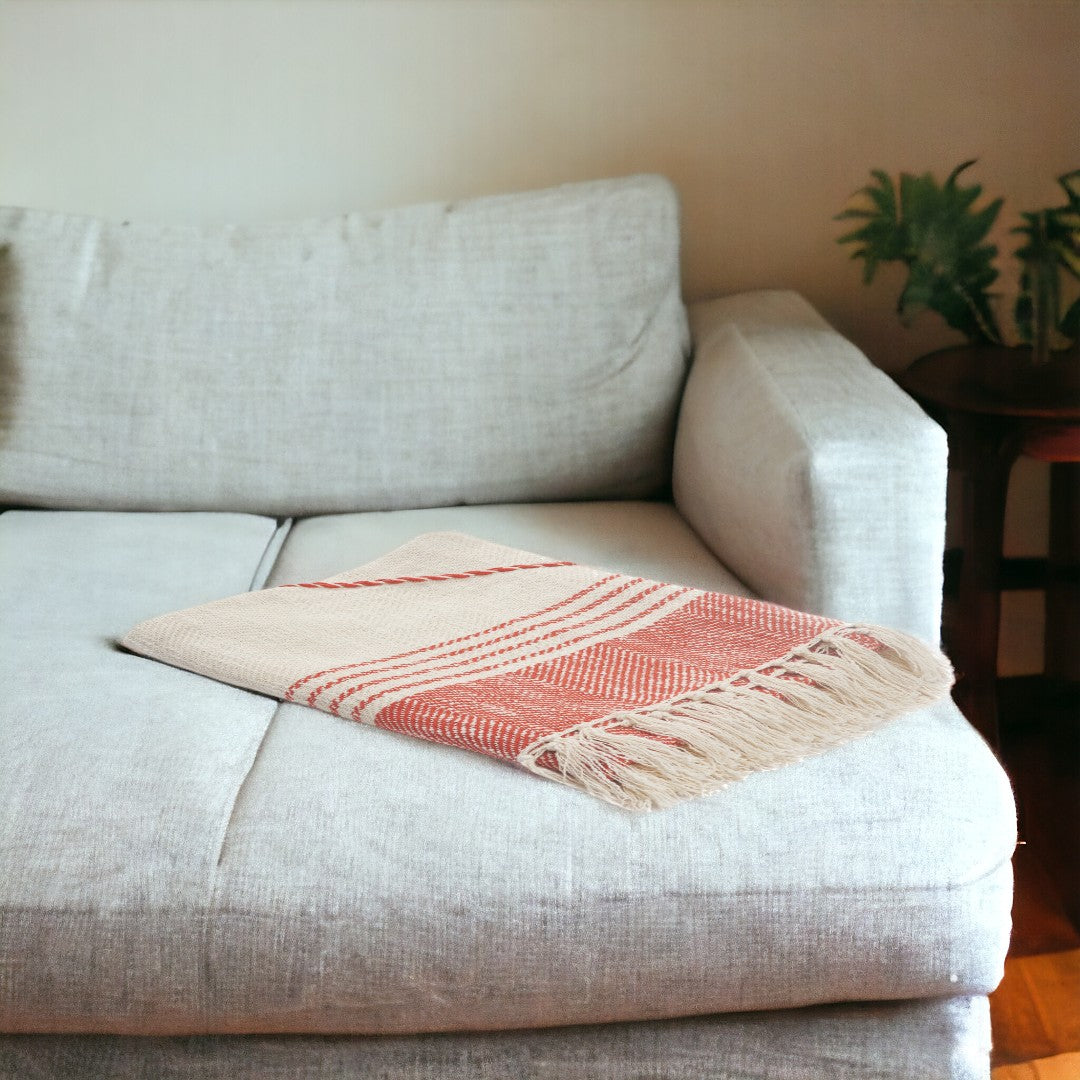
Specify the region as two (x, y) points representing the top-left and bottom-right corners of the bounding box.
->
(673, 290), (947, 643)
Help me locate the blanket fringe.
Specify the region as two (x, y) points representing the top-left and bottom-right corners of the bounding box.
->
(515, 624), (954, 811)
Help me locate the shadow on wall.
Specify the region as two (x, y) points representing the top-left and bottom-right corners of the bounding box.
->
(0, 244), (16, 447)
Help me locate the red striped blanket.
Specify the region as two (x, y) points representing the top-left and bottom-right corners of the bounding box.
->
(122, 532), (953, 810)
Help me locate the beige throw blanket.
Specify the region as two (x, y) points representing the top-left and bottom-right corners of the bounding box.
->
(122, 532), (953, 810)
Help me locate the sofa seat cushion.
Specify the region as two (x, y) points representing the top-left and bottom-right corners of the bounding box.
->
(0, 997), (994, 1080)
(0, 504), (1016, 1036)
(0, 510), (286, 1030)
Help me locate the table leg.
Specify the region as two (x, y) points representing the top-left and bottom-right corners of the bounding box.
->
(950, 413), (1023, 748)
(1045, 462), (1080, 686)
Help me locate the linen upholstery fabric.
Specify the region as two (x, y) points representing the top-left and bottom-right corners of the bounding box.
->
(674, 290), (948, 644)
(0, 175), (689, 514)
(0, 511), (283, 1028)
(1, 503), (1015, 1037)
(0, 997), (993, 1080)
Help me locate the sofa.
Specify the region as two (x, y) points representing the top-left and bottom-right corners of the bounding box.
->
(0, 175), (1016, 1078)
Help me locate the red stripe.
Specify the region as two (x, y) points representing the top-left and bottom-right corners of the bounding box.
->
(376, 596), (842, 755)
(284, 573), (621, 703)
(328, 579), (670, 715)
(282, 561), (573, 590)
(346, 585), (691, 722)
(307, 575), (640, 709)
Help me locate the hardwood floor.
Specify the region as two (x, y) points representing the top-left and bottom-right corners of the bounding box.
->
(991, 846), (1080, 1068)
(989, 697), (1080, 1073)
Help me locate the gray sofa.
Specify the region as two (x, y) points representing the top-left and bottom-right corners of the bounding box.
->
(0, 176), (1016, 1078)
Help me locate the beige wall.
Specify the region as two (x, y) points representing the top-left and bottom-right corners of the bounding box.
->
(3, 0), (1077, 369)
(2, 0), (1076, 669)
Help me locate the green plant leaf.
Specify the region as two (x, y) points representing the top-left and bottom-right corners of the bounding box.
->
(834, 170), (905, 283)
(1013, 170), (1080, 354)
(896, 163), (1002, 341)
(836, 161), (1003, 343)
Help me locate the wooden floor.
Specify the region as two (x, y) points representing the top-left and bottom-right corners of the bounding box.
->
(989, 703), (1080, 1074)
(990, 846), (1080, 1069)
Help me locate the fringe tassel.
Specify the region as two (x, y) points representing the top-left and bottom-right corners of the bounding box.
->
(515, 624), (954, 811)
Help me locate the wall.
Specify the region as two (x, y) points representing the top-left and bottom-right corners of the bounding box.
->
(2, 0), (1077, 669)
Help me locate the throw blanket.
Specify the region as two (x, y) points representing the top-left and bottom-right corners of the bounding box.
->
(122, 532), (953, 810)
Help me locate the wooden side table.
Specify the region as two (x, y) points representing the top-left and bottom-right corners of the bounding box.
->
(898, 346), (1080, 747)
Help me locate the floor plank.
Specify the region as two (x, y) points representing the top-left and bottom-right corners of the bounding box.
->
(990, 949), (1080, 1065)
(992, 1051), (1080, 1079)
(1009, 844), (1080, 958)
(991, 691), (1080, 1069)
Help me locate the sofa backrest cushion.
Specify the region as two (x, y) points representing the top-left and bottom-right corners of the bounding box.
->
(0, 175), (689, 515)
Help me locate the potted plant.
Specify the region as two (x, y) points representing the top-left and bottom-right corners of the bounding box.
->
(835, 162), (1080, 366)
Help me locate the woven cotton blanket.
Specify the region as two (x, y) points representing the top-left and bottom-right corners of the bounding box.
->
(122, 532), (953, 810)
